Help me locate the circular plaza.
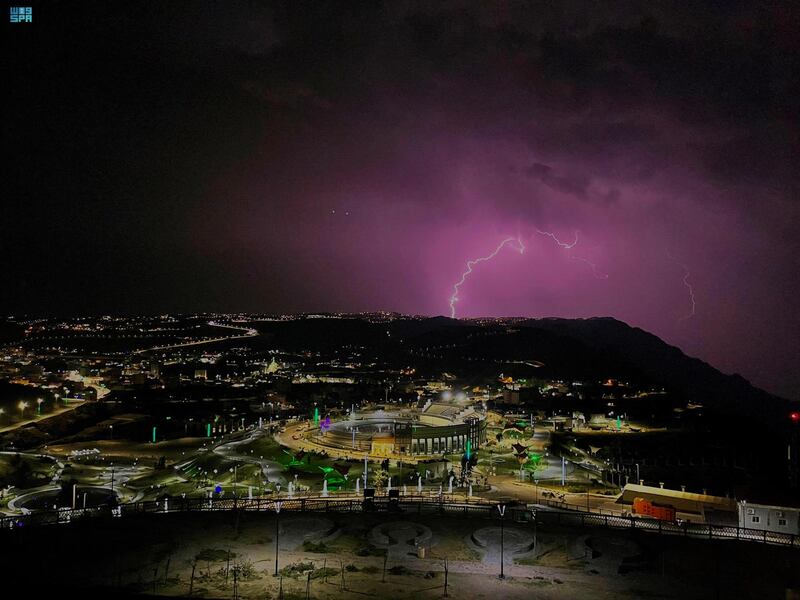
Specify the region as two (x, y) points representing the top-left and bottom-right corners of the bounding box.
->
(310, 403), (488, 457)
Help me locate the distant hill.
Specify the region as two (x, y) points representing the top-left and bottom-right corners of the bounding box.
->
(250, 314), (789, 423)
(517, 317), (789, 422)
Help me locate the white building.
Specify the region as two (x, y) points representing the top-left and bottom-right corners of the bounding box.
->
(738, 501), (800, 535)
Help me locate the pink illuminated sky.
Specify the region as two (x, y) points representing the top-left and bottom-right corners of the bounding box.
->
(6, 2), (800, 398)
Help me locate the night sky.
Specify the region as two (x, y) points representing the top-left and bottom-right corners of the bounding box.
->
(5, 2), (800, 399)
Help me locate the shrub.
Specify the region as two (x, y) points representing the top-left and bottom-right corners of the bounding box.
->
(196, 548), (232, 562)
(302, 540), (328, 553)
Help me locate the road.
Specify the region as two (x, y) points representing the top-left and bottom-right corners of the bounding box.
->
(134, 320), (257, 354)
(0, 400), (87, 434)
(211, 428), (287, 487)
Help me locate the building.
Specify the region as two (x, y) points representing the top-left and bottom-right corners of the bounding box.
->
(738, 501), (800, 535)
(503, 384), (536, 405)
(319, 402), (487, 457)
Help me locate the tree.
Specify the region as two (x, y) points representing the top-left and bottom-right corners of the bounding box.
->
(372, 469), (388, 494)
(523, 453), (546, 481)
(9, 455), (32, 488)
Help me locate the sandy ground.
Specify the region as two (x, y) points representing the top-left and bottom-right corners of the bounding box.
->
(5, 510), (798, 599)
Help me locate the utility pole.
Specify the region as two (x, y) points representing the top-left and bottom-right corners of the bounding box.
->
(443, 558), (449, 597)
(497, 504), (506, 579)
(274, 501), (282, 576)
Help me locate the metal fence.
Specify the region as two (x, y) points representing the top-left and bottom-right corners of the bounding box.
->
(1, 494), (797, 548)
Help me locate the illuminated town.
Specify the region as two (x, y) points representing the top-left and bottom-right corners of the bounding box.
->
(5, 3), (799, 599)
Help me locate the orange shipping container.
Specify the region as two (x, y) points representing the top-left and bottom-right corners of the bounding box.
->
(633, 497), (676, 521)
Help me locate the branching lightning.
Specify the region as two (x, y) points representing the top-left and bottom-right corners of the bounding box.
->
(447, 227), (609, 317)
(536, 228), (608, 278)
(449, 236), (525, 318)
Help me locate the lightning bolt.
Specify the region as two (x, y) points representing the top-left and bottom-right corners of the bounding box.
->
(535, 229), (578, 248)
(569, 256), (609, 279)
(666, 250), (696, 320)
(536, 228), (608, 278)
(449, 236), (525, 318)
(678, 265), (696, 320)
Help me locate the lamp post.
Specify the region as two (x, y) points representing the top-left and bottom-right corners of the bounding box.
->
(230, 466), (238, 497)
(635, 463), (640, 485)
(274, 501), (282, 576)
(19, 400), (28, 419)
(37, 398), (43, 416)
(497, 504), (506, 579)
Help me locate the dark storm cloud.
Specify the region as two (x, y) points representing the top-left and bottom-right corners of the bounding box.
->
(5, 1), (800, 398)
(525, 163), (590, 200)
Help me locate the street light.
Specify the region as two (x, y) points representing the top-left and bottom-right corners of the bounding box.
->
(274, 501), (283, 576)
(230, 466), (238, 497)
(19, 400), (28, 419)
(37, 398), (43, 415)
(497, 503), (506, 579)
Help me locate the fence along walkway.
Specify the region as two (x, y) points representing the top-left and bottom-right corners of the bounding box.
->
(1, 495), (797, 548)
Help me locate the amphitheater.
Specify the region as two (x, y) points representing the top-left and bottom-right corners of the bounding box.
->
(312, 401), (487, 457)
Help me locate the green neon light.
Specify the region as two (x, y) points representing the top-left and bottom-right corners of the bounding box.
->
(206, 423), (211, 437)
(152, 426), (157, 443)
(616, 416), (621, 430)
(314, 407), (319, 426)
(466, 440), (471, 460)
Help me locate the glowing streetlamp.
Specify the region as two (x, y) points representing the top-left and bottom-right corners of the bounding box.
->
(19, 400), (28, 419)
(36, 398), (43, 415)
